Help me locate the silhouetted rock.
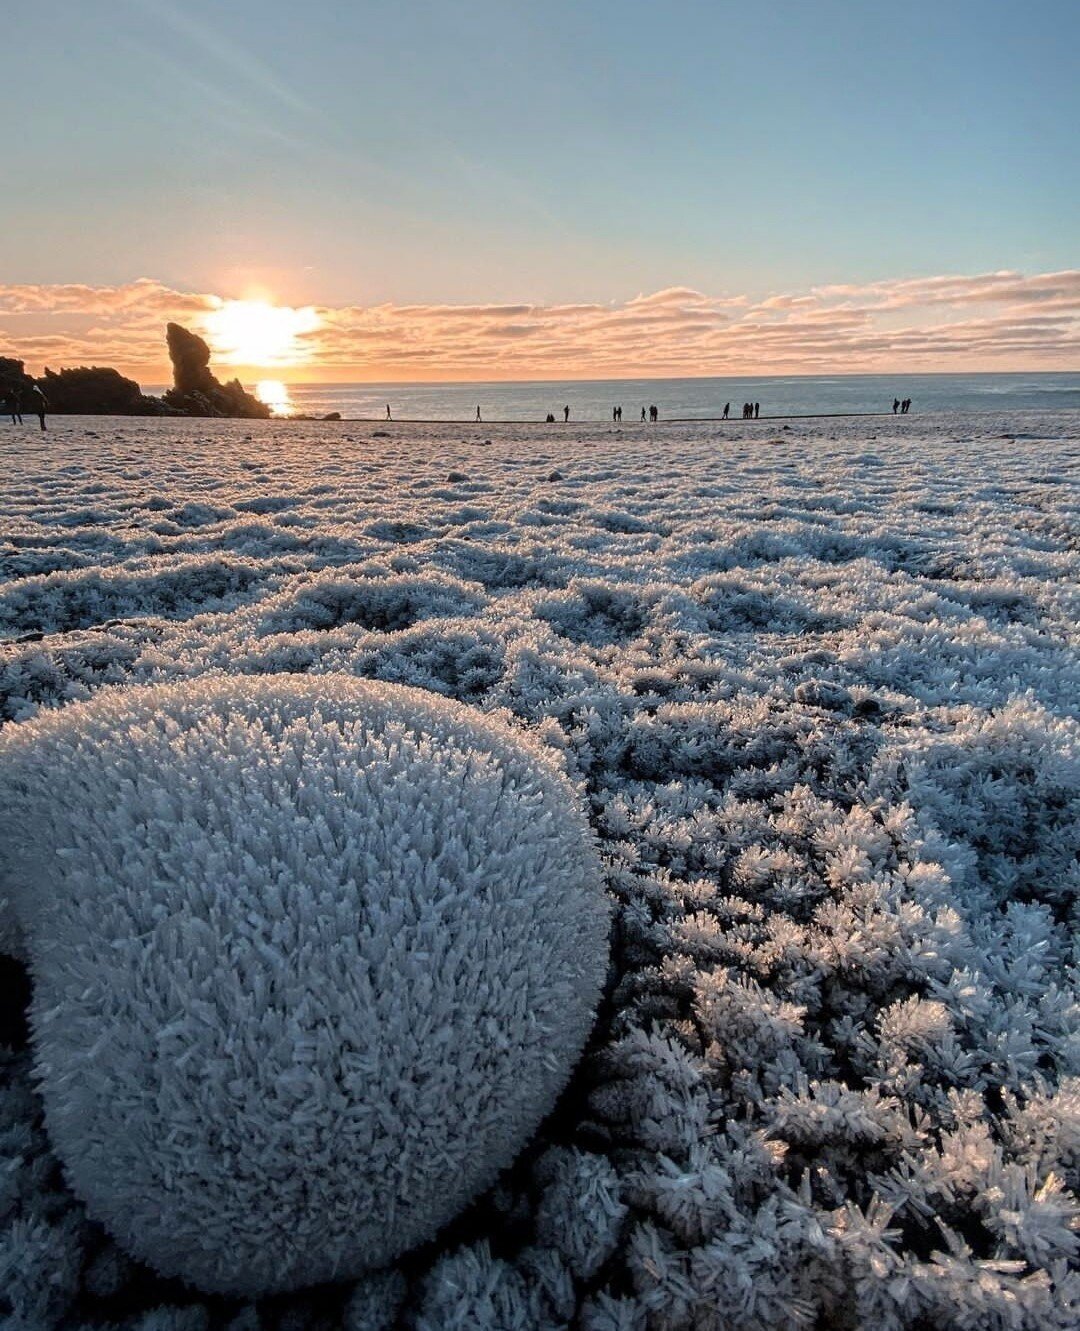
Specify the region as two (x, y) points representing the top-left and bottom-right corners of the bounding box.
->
(163, 323), (270, 419)
(0, 357), (35, 407)
(37, 366), (166, 415)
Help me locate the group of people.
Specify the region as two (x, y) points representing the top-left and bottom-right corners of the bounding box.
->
(419, 395), (915, 424)
(1, 386), (48, 430)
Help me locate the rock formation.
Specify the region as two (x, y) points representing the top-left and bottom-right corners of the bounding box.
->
(36, 366), (166, 415)
(163, 323), (270, 418)
(0, 357), (36, 407)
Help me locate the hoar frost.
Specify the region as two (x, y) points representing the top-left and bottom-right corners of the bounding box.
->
(0, 675), (608, 1295)
(0, 411), (1078, 1329)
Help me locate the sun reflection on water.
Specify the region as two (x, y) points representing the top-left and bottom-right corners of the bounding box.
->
(255, 380), (292, 415)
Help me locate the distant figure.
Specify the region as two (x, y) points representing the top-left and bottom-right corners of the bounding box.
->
(563, 405), (570, 422)
(9, 389), (22, 425)
(893, 398), (900, 414)
(742, 402), (749, 419)
(722, 402), (730, 419)
(476, 405), (482, 422)
(649, 404), (658, 422)
(754, 402), (760, 419)
(641, 406), (647, 421)
(546, 413), (555, 423)
(903, 398), (912, 414)
(31, 386), (46, 431)
(386, 403), (392, 419)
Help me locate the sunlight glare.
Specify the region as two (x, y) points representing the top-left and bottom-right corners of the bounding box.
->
(205, 299), (319, 367)
(255, 380), (292, 414)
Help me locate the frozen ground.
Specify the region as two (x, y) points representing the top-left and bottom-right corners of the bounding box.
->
(1, 411), (1079, 1330)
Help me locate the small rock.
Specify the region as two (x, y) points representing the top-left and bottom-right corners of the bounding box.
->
(794, 679), (853, 711)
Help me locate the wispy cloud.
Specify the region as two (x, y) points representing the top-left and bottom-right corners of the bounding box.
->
(1, 270), (1077, 380)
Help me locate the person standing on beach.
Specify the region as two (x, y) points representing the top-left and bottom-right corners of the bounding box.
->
(893, 398), (900, 414)
(564, 405), (570, 422)
(641, 406), (646, 421)
(723, 402), (730, 419)
(754, 402), (760, 419)
(476, 405), (482, 422)
(9, 389), (23, 425)
(386, 404), (392, 419)
(31, 385), (46, 431)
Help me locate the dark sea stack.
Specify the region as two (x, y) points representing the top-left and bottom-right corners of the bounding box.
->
(164, 321), (270, 419)
(37, 366), (165, 415)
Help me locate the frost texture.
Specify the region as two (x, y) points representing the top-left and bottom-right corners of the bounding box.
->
(0, 675), (608, 1296)
(1, 413), (1079, 1328)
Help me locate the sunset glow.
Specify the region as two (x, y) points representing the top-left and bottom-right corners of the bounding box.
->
(204, 300), (319, 368)
(254, 379), (292, 413)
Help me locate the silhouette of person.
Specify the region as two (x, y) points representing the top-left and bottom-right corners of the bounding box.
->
(563, 405), (570, 422)
(10, 389), (23, 425)
(641, 406), (647, 421)
(31, 386), (46, 431)
(476, 405), (482, 422)
(546, 413), (555, 423)
(386, 404), (392, 420)
(754, 402), (760, 419)
(904, 398), (912, 414)
(893, 398), (900, 414)
(723, 402), (730, 419)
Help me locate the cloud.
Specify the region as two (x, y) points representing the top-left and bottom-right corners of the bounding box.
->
(1, 270), (1077, 381)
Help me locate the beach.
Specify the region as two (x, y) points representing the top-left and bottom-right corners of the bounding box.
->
(2, 409), (1078, 1327)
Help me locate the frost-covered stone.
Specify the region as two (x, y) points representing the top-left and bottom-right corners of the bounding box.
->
(0, 676), (608, 1296)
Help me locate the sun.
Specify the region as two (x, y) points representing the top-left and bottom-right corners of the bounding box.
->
(255, 380), (292, 414)
(204, 299), (319, 367)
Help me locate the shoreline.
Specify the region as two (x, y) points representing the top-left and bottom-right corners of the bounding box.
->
(283, 409), (902, 424)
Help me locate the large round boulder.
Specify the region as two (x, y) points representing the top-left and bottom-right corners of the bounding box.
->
(0, 676), (607, 1295)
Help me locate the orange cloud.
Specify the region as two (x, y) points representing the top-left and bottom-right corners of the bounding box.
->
(1, 270), (1077, 382)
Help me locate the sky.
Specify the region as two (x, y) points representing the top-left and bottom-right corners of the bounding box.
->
(2, 0), (1078, 381)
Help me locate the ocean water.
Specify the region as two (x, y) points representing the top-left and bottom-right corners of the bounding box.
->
(210, 371), (1080, 420)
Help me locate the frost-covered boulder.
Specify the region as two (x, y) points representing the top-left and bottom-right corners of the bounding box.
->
(0, 676), (608, 1296)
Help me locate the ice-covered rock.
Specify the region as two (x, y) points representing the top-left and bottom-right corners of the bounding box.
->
(0, 675), (608, 1295)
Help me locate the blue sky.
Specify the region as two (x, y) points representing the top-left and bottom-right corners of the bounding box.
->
(2, 1), (1077, 377)
(5, 0), (1077, 303)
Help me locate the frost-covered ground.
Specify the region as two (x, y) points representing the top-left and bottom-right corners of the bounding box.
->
(1, 412), (1079, 1331)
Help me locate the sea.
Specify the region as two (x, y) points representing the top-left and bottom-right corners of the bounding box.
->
(145, 371), (1080, 421)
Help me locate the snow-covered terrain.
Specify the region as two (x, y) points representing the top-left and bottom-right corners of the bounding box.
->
(2, 411), (1079, 1330)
